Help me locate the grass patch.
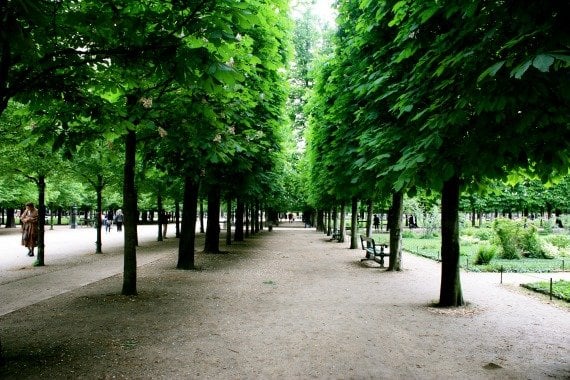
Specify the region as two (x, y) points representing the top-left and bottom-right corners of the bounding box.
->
(521, 280), (570, 302)
(401, 232), (569, 273)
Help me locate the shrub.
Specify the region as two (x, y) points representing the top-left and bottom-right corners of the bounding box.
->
(402, 230), (415, 238)
(474, 245), (497, 265)
(545, 234), (570, 249)
(474, 228), (493, 241)
(520, 226), (547, 258)
(493, 218), (522, 259)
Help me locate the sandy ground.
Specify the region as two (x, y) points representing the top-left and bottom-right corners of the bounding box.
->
(0, 222), (569, 379)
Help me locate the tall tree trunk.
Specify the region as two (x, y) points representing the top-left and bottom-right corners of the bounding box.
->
(388, 191), (403, 271)
(326, 210), (331, 235)
(439, 175), (465, 307)
(316, 209), (324, 231)
(234, 198), (244, 241)
(366, 200), (373, 238)
(245, 204), (250, 237)
(350, 197), (358, 249)
(332, 206), (338, 235)
(5, 207), (15, 228)
(254, 201), (260, 233)
(95, 175), (103, 253)
(177, 176), (199, 270)
(122, 129), (138, 296)
(199, 198), (205, 233)
(226, 195), (232, 246)
(175, 199), (180, 238)
(339, 203), (346, 243)
(204, 184), (221, 253)
(157, 191), (163, 242)
(36, 175), (46, 266)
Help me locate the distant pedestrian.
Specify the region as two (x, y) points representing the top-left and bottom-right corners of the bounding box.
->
(160, 210), (168, 238)
(115, 209), (124, 231)
(21, 202), (38, 257)
(373, 214), (380, 231)
(106, 211), (113, 232)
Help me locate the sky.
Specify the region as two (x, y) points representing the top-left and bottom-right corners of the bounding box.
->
(290, 0), (337, 27)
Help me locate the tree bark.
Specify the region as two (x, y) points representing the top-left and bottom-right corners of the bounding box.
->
(122, 129), (138, 296)
(339, 203), (346, 243)
(174, 200), (180, 238)
(177, 176), (199, 270)
(326, 210), (331, 235)
(95, 175), (103, 253)
(234, 198), (244, 241)
(388, 191), (403, 271)
(199, 198), (205, 233)
(36, 175), (46, 266)
(225, 195), (232, 246)
(439, 175), (465, 307)
(157, 191), (164, 242)
(204, 184), (221, 253)
(366, 200), (373, 238)
(5, 208), (15, 228)
(350, 197), (358, 249)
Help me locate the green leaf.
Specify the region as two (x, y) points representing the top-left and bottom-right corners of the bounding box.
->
(532, 54), (555, 72)
(477, 61), (505, 82)
(510, 59), (532, 79)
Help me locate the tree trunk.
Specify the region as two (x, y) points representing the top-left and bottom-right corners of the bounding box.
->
(332, 206), (338, 235)
(157, 191), (164, 242)
(226, 195), (232, 246)
(339, 203), (346, 243)
(234, 198), (244, 241)
(199, 198), (205, 233)
(175, 200), (180, 238)
(254, 201), (260, 233)
(36, 175), (46, 266)
(388, 191), (403, 271)
(245, 204), (250, 237)
(122, 129), (138, 296)
(5, 208), (15, 228)
(204, 184), (221, 253)
(316, 209), (324, 231)
(95, 175), (103, 253)
(326, 210), (331, 235)
(439, 175), (465, 307)
(366, 200), (373, 237)
(350, 197), (358, 249)
(177, 176), (199, 270)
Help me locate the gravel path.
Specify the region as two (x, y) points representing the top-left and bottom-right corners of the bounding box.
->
(0, 223), (568, 379)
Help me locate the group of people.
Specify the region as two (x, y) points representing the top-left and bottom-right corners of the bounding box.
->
(102, 210), (124, 232)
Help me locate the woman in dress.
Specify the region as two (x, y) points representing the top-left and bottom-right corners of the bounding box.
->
(21, 202), (39, 257)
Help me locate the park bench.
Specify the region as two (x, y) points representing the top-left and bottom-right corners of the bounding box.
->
(331, 229), (342, 242)
(359, 235), (389, 267)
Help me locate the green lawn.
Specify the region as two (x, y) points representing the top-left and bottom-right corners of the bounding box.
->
(521, 280), (570, 302)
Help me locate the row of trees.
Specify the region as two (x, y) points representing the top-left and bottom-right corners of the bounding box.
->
(304, 1), (569, 306)
(0, 1), (301, 297)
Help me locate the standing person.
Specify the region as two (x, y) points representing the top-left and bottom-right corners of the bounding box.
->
(373, 214), (380, 231)
(160, 210), (168, 238)
(114, 209), (124, 231)
(105, 211), (113, 232)
(21, 202), (38, 257)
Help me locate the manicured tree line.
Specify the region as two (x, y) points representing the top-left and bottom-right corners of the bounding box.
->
(305, 0), (569, 306)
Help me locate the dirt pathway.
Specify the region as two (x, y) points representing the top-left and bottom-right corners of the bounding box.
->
(0, 224), (568, 379)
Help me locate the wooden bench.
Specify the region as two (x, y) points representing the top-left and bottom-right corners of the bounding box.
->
(359, 235), (389, 267)
(331, 229), (342, 242)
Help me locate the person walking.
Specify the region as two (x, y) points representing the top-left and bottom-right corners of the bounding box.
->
(21, 202), (39, 257)
(114, 209), (124, 231)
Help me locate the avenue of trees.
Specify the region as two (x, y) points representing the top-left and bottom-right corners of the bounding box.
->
(0, 0), (569, 311)
(303, 1), (569, 306)
(0, 0), (298, 295)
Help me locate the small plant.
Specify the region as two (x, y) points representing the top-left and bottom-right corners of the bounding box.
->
(402, 230), (415, 238)
(474, 245), (497, 265)
(474, 228), (493, 241)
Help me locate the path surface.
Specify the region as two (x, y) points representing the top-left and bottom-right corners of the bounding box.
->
(0, 223), (569, 379)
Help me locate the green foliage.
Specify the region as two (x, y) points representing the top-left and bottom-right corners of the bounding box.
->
(493, 219), (523, 259)
(493, 219), (550, 259)
(474, 245), (497, 265)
